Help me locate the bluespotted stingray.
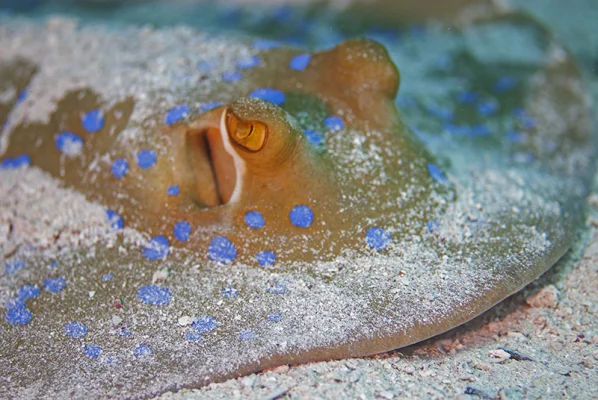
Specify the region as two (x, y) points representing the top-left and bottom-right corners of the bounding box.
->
(0, 4), (595, 399)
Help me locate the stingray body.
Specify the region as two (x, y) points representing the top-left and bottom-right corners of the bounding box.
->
(1, 39), (441, 265)
(0, 3), (595, 399)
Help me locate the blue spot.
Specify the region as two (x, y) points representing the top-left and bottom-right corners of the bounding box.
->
(290, 53), (311, 71)
(267, 313), (282, 323)
(63, 321), (88, 338)
(5, 259), (25, 275)
(397, 96), (417, 109)
(44, 277), (66, 293)
(513, 152), (535, 164)
(174, 221), (191, 242)
(136, 149), (157, 169)
(17, 284), (40, 300)
(427, 163), (449, 185)
(267, 282), (288, 295)
(106, 209), (124, 230)
(477, 100), (498, 116)
(55, 132), (83, 156)
(142, 235), (170, 260)
(443, 123), (471, 136)
(244, 211), (265, 229)
(289, 205), (314, 228)
(495, 76), (517, 93)
(185, 332), (203, 342)
(236, 55), (260, 69)
(426, 220), (440, 233)
(513, 108), (537, 129)
(366, 227), (391, 251)
(167, 185), (180, 196)
(457, 91), (478, 104)
(255, 251), (276, 267)
(249, 88), (285, 105)
(50, 261), (58, 268)
(193, 315), (218, 333)
(81, 109), (105, 133)
(16, 89), (27, 104)
(208, 236), (237, 264)
(199, 102), (224, 113)
(252, 39), (281, 50)
(102, 273), (113, 282)
(117, 326), (132, 337)
(470, 124), (490, 137)
(426, 105), (453, 121)
(222, 71), (242, 82)
(111, 158), (129, 179)
(0, 154), (31, 169)
(507, 131), (526, 143)
(137, 285), (172, 306)
(83, 344), (102, 359)
(165, 105), (190, 126)
(221, 286), (239, 298)
(133, 344), (152, 357)
(239, 330), (255, 341)
(5, 305), (32, 325)
(303, 129), (323, 146)
(323, 116), (344, 131)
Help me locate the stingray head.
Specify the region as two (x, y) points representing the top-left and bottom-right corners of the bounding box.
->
(185, 98), (304, 208)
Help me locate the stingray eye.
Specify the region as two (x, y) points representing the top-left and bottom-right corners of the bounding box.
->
(225, 110), (268, 152)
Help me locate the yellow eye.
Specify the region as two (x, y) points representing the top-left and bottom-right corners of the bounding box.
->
(225, 110), (268, 152)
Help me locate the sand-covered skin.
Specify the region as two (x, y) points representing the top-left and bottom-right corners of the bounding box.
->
(0, 1), (596, 398)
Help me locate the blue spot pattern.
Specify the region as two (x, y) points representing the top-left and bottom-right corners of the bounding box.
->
(5, 306), (32, 325)
(16, 90), (27, 104)
(102, 273), (113, 282)
(133, 344), (152, 357)
(457, 91), (478, 104)
(303, 129), (323, 146)
(64, 321), (88, 338)
(426, 105), (453, 121)
(208, 236), (237, 264)
(136, 149), (157, 169)
(193, 315), (218, 333)
(249, 88), (285, 105)
(507, 131), (526, 143)
(267, 313), (282, 323)
(221, 286), (239, 298)
(137, 285), (172, 306)
(0, 154), (30, 169)
(290, 53), (311, 71)
(55, 132), (83, 156)
(427, 163), (449, 185)
(267, 282), (288, 295)
(142, 235), (170, 260)
(289, 205), (314, 228)
(255, 251), (276, 267)
(244, 211), (265, 229)
(199, 102), (224, 113)
(236, 55), (260, 69)
(252, 39), (280, 50)
(167, 185), (180, 196)
(185, 332), (202, 342)
(83, 344), (102, 359)
(426, 220), (440, 233)
(5, 259), (25, 275)
(44, 277), (66, 293)
(239, 330), (255, 341)
(111, 158), (129, 179)
(323, 116), (344, 131)
(366, 227), (391, 250)
(17, 284), (40, 300)
(106, 209), (124, 230)
(81, 109), (105, 133)
(222, 71), (242, 82)
(117, 326), (132, 337)
(495, 76), (517, 93)
(174, 221), (191, 242)
(513, 108), (536, 129)
(477, 100), (498, 116)
(165, 105), (190, 126)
